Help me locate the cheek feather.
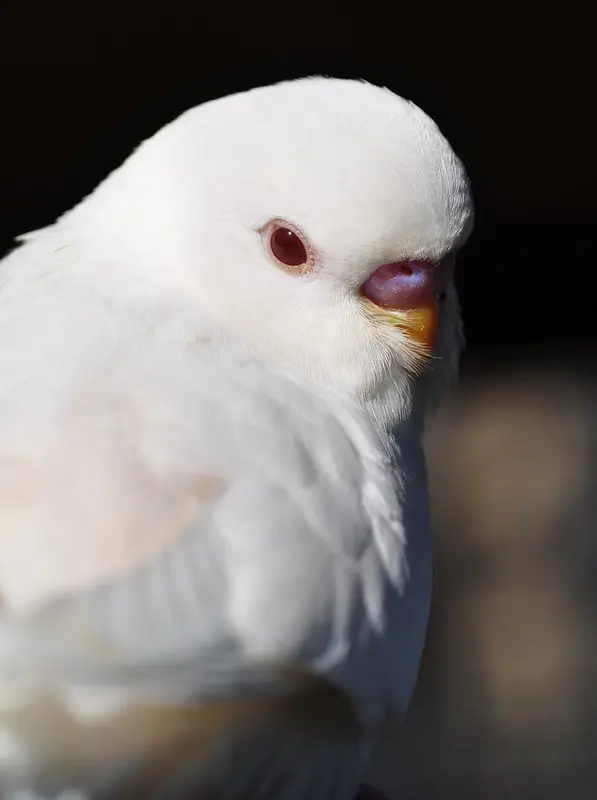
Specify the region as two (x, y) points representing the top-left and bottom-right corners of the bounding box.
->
(386, 304), (438, 350)
(361, 302), (436, 380)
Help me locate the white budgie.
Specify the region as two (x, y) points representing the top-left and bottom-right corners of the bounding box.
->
(0, 76), (473, 799)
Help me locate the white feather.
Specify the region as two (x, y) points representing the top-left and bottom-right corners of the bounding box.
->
(0, 75), (472, 797)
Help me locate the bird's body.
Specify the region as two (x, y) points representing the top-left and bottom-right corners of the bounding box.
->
(0, 76), (472, 798)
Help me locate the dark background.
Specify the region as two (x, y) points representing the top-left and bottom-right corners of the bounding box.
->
(1, 3), (596, 798)
(0, 3), (594, 356)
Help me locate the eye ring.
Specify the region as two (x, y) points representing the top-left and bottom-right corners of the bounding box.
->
(259, 218), (315, 276)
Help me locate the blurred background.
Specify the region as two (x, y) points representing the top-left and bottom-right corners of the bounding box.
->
(0, 3), (594, 797)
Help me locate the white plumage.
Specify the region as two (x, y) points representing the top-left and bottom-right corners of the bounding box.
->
(0, 76), (472, 798)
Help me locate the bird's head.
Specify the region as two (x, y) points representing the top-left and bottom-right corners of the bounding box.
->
(70, 77), (473, 428)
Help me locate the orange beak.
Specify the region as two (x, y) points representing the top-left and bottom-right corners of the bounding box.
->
(360, 258), (453, 349)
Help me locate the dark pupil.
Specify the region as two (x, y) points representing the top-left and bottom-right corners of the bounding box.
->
(271, 227), (307, 266)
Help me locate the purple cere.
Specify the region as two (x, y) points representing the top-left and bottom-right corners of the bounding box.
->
(360, 258), (454, 310)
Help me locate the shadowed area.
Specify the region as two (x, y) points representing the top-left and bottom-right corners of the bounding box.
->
(368, 354), (597, 798)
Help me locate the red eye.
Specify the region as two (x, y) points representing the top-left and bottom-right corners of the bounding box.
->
(269, 225), (308, 267)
